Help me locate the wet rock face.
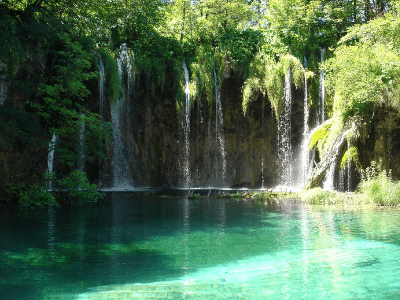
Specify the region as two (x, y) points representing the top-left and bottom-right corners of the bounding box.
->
(0, 63), (9, 107)
(1, 56), (307, 191)
(358, 108), (400, 180)
(0, 51), (49, 196)
(119, 68), (308, 188)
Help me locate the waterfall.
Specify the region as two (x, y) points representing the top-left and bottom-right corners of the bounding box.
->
(111, 44), (133, 188)
(97, 55), (106, 120)
(182, 59), (191, 188)
(278, 67), (293, 187)
(300, 57), (310, 187)
(213, 64), (227, 187)
(97, 55), (106, 187)
(318, 48), (326, 125)
(323, 129), (351, 190)
(47, 132), (57, 189)
(347, 139), (351, 192)
(339, 168), (345, 192)
(261, 99), (265, 189)
(207, 118), (212, 187)
(195, 77), (201, 187)
(78, 112), (86, 173)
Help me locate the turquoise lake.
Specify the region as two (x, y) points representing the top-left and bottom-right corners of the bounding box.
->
(1, 192), (400, 299)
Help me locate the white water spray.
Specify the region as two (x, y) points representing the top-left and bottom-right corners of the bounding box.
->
(300, 57), (310, 187)
(97, 56), (106, 120)
(347, 139), (351, 192)
(182, 59), (191, 188)
(261, 100), (265, 189)
(278, 67), (293, 187)
(47, 132), (57, 189)
(97, 55), (106, 187)
(111, 44), (133, 188)
(213, 64), (227, 187)
(323, 129), (351, 190)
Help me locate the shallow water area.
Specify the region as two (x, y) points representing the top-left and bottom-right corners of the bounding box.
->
(1, 192), (400, 299)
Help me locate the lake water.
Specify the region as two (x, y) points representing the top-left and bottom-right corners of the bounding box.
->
(1, 192), (400, 299)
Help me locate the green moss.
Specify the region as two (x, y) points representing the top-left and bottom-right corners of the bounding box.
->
(242, 77), (263, 115)
(188, 45), (216, 116)
(309, 119), (332, 151)
(135, 54), (168, 99)
(97, 48), (120, 103)
(340, 146), (361, 170)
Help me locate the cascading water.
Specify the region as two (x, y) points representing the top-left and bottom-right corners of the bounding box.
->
(347, 139), (351, 192)
(213, 64), (227, 187)
(195, 77), (201, 187)
(182, 59), (191, 188)
(261, 100), (265, 189)
(97, 55), (106, 187)
(323, 129), (351, 190)
(97, 56), (106, 120)
(278, 67), (293, 187)
(318, 48), (326, 125)
(339, 168), (345, 192)
(207, 118), (212, 187)
(47, 132), (57, 189)
(111, 44), (133, 188)
(300, 57), (310, 187)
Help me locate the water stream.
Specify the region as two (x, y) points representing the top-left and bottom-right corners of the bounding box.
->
(46, 132), (57, 189)
(182, 59), (191, 188)
(278, 68), (293, 187)
(323, 129), (351, 190)
(300, 57), (310, 187)
(213, 64), (227, 187)
(111, 44), (133, 188)
(97, 55), (106, 187)
(97, 55), (106, 121)
(347, 139), (351, 192)
(261, 99), (265, 189)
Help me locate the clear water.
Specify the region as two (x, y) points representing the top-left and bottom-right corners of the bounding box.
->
(1, 194), (400, 299)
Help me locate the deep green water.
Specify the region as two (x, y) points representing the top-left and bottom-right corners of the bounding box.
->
(1, 192), (400, 299)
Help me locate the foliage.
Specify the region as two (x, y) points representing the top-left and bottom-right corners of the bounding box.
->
(267, 0), (393, 58)
(298, 188), (364, 205)
(243, 52), (304, 120)
(219, 28), (263, 67)
(325, 43), (400, 123)
(318, 12), (400, 164)
(0, 107), (44, 149)
(1, 8), (112, 206)
(357, 161), (400, 205)
(6, 180), (57, 207)
(56, 170), (104, 203)
(31, 32), (112, 169)
(163, 0), (255, 46)
(0, 7), (25, 77)
(187, 45), (216, 112)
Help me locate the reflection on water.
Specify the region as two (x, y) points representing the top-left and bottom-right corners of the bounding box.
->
(1, 193), (400, 299)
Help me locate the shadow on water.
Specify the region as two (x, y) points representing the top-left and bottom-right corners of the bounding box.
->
(0, 190), (293, 299)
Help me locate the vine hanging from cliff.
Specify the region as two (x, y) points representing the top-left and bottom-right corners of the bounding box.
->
(242, 53), (305, 121)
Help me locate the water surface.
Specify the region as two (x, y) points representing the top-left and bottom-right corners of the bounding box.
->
(1, 192), (400, 299)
